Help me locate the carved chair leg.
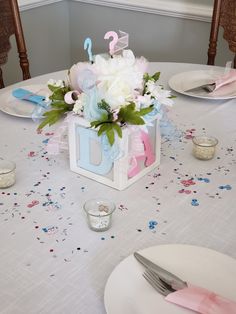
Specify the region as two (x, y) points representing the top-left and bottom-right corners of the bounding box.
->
(0, 68), (5, 89)
(207, 0), (222, 65)
(10, 0), (31, 81)
(18, 52), (31, 81)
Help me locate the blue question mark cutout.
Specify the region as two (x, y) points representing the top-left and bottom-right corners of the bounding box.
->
(84, 38), (93, 62)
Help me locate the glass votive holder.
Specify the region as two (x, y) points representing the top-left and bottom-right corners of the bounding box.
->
(192, 136), (218, 160)
(0, 160), (16, 188)
(83, 199), (116, 232)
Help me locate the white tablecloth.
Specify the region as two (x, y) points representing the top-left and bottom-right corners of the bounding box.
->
(0, 63), (236, 314)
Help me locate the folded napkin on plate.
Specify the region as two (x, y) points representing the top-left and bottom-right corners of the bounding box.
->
(210, 70), (236, 96)
(12, 88), (47, 108)
(165, 284), (236, 314)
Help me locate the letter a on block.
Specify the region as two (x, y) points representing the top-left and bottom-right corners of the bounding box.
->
(128, 131), (155, 178)
(77, 126), (113, 175)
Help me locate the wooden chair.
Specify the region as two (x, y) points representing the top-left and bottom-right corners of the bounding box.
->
(0, 0), (30, 88)
(207, 0), (236, 68)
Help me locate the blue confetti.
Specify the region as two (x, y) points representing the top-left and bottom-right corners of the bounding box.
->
(42, 226), (58, 234)
(219, 185), (232, 190)
(148, 220), (158, 230)
(191, 199), (199, 206)
(42, 138), (49, 144)
(198, 177), (210, 183)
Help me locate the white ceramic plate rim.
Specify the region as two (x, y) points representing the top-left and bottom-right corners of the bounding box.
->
(0, 84), (48, 118)
(168, 70), (236, 100)
(104, 244), (236, 314)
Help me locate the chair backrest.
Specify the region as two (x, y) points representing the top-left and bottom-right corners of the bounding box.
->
(207, 0), (236, 68)
(0, 0), (30, 88)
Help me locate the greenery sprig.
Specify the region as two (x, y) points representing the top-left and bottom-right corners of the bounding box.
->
(143, 71), (160, 95)
(38, 84), (72, 130)
(90, 100), (153, 145)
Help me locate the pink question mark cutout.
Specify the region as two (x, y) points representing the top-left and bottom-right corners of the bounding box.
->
(104, 31), (118, 55)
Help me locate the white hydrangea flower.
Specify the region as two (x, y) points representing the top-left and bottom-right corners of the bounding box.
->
(146, 81), (174, 106)
(47, 79), (64, 88)
(73, 93), (86, 115)
(94, 50), (145, 110)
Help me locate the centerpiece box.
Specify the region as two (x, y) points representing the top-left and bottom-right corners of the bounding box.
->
(68, 115), (160, 190)
(37, 31), (174, 190)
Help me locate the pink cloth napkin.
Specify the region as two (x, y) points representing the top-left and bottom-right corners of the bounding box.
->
(165, 284), (236, 314)
(210, 70), (236, 96)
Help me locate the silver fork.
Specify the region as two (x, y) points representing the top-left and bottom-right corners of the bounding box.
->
(185, 83), (216, 93)
(143, 269), (176, 297)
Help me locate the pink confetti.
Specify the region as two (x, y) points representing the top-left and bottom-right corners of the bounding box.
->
(185, 134), (194, 139)
(27, 200), (39, 208)
(28, 151), (36, 157)
(181, 179), (195, 187)
(178, 189), (192, 194)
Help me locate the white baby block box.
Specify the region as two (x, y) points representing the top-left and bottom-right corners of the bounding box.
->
(68, 115), (161, 190)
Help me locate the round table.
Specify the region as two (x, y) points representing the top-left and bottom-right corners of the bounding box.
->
(0, 63), (236, 314)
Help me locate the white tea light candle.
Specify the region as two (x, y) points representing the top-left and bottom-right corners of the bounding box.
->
(192, 136), (218, 160)
(0, 160), (16, 188)
(83, 199), (116, 232)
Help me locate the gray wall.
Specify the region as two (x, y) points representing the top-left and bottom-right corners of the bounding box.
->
(2, 1), (234, 87)
(69, 2), (233, 65)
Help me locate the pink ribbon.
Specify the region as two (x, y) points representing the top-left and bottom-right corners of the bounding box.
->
(214, 70), (236, 91)
(165, 284), (236, 314)
(46, 112), (75, 155)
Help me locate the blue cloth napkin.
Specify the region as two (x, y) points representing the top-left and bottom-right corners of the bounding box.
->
(12, 88), (48, 108)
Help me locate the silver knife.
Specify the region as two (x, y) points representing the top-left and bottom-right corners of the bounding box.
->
(134, 252), (187, 290)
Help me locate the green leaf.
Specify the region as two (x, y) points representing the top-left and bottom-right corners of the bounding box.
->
(118, 103), (145, 125)
(112, 123), (122, 138)
(106, 128), (115, 146)
(143, 73), (151, 83)
(38, 109), (66, 129)
(152, 72), (160, 82)
(138, 105), (154, 116)
(51, 101), (69, 109)
(50, 89), (66, 101)
(129, 115), (145, 125)
(90, 120), (101, 128)
(98, 99), (111, 112)
(97, 123), (111, 136)
(48, 84), (59, 92)
(38, 116), (51, 130)
(127, 102), (136, 111)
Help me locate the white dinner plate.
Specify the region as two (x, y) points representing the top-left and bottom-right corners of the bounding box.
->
(168, 70), (236, 100)
(0, 84), (49, 118)
(104, 244), (236, 314)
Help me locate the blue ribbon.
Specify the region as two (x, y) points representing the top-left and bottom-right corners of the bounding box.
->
(77, 69), (105, 121)
(101, 133), (123, 161)
(12, 88), (48, 109)
(12, 88), (51, 122)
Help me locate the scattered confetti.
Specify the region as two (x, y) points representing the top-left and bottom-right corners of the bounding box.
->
(42, 226), (59, 235)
